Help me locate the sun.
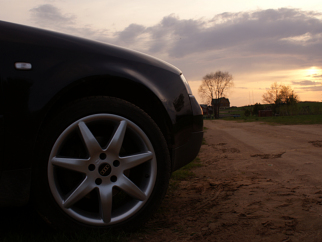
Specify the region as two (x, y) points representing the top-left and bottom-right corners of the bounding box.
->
(306, 67), (319, 77)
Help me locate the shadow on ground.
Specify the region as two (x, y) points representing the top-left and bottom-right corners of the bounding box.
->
(0, 204), (55, 240)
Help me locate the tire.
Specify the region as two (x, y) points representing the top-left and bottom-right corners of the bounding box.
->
(32, 96), (171, 231)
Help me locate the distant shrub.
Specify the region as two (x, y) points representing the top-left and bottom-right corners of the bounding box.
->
(244, 108), (251, 117)
(252, 103), (263, 116)
(313, 106), (322, 115)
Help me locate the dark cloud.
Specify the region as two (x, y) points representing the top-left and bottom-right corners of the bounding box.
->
(117, 24), (146, 44)
(28, 6), (322, 80)
(292, 80), (318, 85)
(114, 8), (322, 77)
(30, 4), (75, 27)
(117, 8), (322, 60)
(312, 74), (322, 79)
(29, 4), (112, 42)
(296, 86), (322, 91)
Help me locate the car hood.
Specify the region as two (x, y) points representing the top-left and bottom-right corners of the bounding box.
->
(0, 21), (182, 75)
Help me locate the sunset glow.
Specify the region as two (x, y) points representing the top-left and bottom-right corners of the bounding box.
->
(306, 67), (319, 77)
(1, 0), (322, 106)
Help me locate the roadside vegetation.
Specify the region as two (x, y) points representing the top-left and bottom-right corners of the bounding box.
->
(219, 102), (322, 125)
(170, 157), (202, 182)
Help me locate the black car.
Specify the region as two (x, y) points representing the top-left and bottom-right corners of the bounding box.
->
(0, 21), (203, 231)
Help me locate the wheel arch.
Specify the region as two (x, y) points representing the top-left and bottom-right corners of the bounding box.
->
(38, 76), (174, 156)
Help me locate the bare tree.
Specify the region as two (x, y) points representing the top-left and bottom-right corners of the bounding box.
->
(278, 85), (299, 104)
(262, 82), (299, 104)
(262, 82), (280, 104)
(198, 71), (234, 118)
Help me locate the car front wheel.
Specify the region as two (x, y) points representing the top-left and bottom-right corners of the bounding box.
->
(32, 96), (171, 230)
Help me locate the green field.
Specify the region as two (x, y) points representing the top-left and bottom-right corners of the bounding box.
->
(223, 114), (322, 125)
(219, 101), (322, 125)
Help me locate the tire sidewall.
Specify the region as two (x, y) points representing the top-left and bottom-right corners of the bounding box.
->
(32, 96), (171, 231)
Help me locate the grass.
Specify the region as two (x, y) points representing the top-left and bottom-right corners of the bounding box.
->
(202, 127), (208, 145)
(168, 157), (202, 191)
(164, 157), (203, 214)
(219, 102), (322, 125)
(202, 137), (207, 145)
(170, 157), (202, 181)
(223, 114), (322, 125)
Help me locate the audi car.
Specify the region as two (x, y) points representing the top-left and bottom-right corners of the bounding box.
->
(0, 21), (203, 231)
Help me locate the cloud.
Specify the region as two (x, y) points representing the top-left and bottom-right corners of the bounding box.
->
(292, 79), (322, 94)
(28, 6), (322, 80)
(296, 86), (322, 91)
(29, 4), (113, 42)
(292, 80), (318, 85)
(30, 4), (75, 27)
(116, 24), (146, 44)
(312, 74), (322, 79)
(235, 87), (248, 89)
(112, 8), (322, 78)
(124, 8), (322, 60)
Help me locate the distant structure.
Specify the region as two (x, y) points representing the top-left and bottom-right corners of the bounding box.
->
(212, 97), (230, 108)
(200, 104), (213, 116)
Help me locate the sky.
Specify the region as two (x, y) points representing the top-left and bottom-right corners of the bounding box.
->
(1, 0), (322, 106)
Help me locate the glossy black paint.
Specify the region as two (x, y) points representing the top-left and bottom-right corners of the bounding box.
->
(0, 21), (203, 206)
(0, 115), (3, 172)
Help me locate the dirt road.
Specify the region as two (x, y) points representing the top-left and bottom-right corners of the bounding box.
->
(132, 120), (322, 242)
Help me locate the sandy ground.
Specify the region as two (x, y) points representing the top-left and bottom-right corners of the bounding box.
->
(131, 120), (322, 242)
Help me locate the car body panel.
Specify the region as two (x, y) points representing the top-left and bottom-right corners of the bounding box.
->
(0, 115), (3, 175)
(0, 20), (203, 207)
(0, 60), (4, 176)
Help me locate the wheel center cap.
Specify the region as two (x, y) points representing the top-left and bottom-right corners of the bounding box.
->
(98, 163), (111, 176)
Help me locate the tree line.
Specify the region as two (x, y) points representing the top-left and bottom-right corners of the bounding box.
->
(262, 82), (299, 105)
(197, 71), (301, 118)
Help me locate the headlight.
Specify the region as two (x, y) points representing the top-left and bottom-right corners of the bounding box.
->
(180, 73), (192, 95)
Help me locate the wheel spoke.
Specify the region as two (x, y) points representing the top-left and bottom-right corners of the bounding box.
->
(63, 177), (93, 208)
(99, 187), (113, 223)
(121, 151), (153, 170)
(118, 175), (147, 201)
(48, 112), (158, 226)
(106, 120), (127, 155)
(78, 121), (102, 156)
(51, 157), (89, 173)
